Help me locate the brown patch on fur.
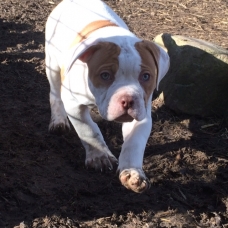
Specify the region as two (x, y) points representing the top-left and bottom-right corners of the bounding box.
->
(61, 20), (118, 83)
(70, 20), (118, 48)
(60, 65), (65, 83)
(80, 42), (121, 88)
(135, 40), (160, 103)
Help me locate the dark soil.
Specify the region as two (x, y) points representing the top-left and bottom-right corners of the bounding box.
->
(0, 0), (228, 227)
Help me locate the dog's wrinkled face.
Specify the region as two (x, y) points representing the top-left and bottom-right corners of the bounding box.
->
(79, 40), (159, 122)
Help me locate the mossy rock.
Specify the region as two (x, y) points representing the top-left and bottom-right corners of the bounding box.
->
(154, 33), (228, 122)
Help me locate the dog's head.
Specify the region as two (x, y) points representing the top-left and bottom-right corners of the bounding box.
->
(66, 38), (169, 122)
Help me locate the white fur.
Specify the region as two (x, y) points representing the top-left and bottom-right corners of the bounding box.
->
(45, 0), (170, 192)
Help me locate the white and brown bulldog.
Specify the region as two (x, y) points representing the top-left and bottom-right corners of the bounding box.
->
(45, 0), (170, 193)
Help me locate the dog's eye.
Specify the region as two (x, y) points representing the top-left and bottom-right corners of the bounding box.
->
(140, 73), (150, 81)
(100, 72), (111, 80)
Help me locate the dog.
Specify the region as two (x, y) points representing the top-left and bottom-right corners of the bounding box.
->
(45, 0), (170, 193)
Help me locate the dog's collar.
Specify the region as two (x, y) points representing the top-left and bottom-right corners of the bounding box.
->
(69, 20), (118, 48)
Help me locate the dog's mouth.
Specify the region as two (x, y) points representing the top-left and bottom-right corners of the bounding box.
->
(114, 113), (134, 123)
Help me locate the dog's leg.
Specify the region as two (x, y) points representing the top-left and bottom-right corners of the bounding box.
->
(45, 53), (70, 133)
(118, 103), (152, 193)
(65, 103), (118, 171)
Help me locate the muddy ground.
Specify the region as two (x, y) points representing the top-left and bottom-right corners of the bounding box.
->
(0, 0), (228, 227)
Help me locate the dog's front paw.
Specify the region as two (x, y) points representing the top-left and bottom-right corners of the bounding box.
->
(49, 116), (70, 134)
(119, 168), (150, 193)
(86, 151), (118, 172)
(49, 99), (71, 134)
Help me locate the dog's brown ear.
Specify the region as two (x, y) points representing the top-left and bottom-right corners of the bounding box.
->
(78, 44), (101, 62)
(78, 42), (120, 63)
(62, 40), (120, 78)
(135, 40), (170, 90)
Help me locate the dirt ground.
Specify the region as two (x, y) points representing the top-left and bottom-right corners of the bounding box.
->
(0, 0), (228, 227)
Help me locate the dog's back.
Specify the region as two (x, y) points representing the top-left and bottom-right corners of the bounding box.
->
(45, 0), (128, 54)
